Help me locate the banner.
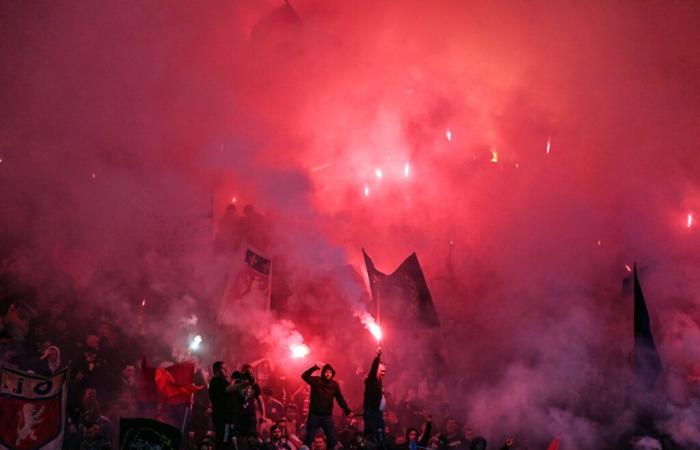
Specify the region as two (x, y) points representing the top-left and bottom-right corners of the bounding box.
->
(119, 418), (181, 450)
(0, 367), (68, 450)
(218, 248), (272, 323)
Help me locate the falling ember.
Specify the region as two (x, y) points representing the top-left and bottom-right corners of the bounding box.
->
(141, 298), (146, 307)
(375, 168), (383, 179)
(231, 196), (237, 204)
(688, 212), (693, 228)
(546, 137), (551, 155)
(404, 163), (410, 177)
(189, 335), (203, 351)
(91, 172), (96, 179)
(290, 343), (310, 359)
(491, 150), (499, 163)
(364, 186), (370, 197)
(625, 264), (632, 273)
(445, 130), (453, 142)
(597, 240), (601, 246)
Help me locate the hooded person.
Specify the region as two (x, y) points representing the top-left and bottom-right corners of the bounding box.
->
(301, 361), (353, 449)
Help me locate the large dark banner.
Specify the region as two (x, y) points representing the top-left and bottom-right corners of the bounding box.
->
(119, 418), (181, 450)
(0, 367), (68, 450)
(363, 249), (440, 329)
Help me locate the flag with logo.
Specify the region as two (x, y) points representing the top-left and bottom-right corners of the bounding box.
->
(0, 366), (68, 450)
(362, 249), (440, 329)
(119, 418), (181, 450)
(218, 248), (272, 323)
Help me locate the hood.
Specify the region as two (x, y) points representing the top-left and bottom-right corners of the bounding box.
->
(321, 364), (336, 379)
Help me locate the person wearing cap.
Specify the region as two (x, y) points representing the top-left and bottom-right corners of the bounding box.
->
(301, 361), (353, 450)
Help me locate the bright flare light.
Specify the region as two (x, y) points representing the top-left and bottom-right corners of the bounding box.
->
(688, 212), (693, 228)
(446, 130), (453, 142)
(491, 150), (499, 163)
(375, 169), (383, 179)
(364, 186), (370, 197)
(546, 137), (551, 155)
(290, 343), (310, 359)
(231, 196), (237, 204)
(189, 335), (202, 351)
(141, 298), (146, 307)
(404, 163), (410, 177)
(369, 322), (382, 342)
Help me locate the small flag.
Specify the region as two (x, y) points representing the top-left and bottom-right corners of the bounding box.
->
(140, 357), (198, 405)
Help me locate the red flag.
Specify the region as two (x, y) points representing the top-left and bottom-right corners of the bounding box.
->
(0, 367), (68, 450)
(140, 357), (198, 405)
(546, 436), (561, 450)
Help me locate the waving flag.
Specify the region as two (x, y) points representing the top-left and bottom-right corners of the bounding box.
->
(0, 367), (68, 450)
(218, 248), (272, 323)
(363, 249), (440, 328)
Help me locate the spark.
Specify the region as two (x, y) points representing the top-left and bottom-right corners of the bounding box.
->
(625, 264), (632, 273)
(515, 163), (520, 169)
(231, 196), (237, 204)
(375, 168), (383, 179)
(364, 186), (370, 197)
(491, 150), (499, 163)
(404, 163), (410, 177)
(141, 298), (146, 307)
(597, 240), (601, 246)
(445, 130), (453, 142)
(688, 212), (693, 228)
(0, 157), (3, 163)
(189, 335), (203, 351)
(91, 172), (96, 179)
(310, 163), (331, 172)
(546, 137), (551, 155)
(290, 343), (310, 359)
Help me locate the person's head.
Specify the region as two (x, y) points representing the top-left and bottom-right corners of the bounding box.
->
(122, 364), (135, 383)
(377, 363), (387, 381)
(406, 428), (419, 443)
(86, 334), (100, 349)
(464, 428), (474, 441)
(276, 419), (288, 436)
(84, 346), (98, 363)
(321, 364), (335, 380)
(311, 435), (327, 450)
(213, 361), (227, 377)
(270, 425), (282, 441)
(241, 363), (254, 379)
(428, 437), (440, 450)
(445, 418), (459, 435)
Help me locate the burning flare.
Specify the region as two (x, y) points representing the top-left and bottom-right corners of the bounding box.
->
(189, 335), (202, 351)
(355, 311), (382, 343)
(445, 130), (453, 142)
(491, 150), (499, 163)
(688, 212), (693, 229)
(290, 343), (310, 359)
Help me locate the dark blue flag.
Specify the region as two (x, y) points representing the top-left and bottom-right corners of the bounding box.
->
(632, 263), (663, 388)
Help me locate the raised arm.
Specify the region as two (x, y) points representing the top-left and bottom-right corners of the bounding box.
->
(367, 348), (381, 380)
(419, 416), (432, 447)
(301, 365), (319, 384)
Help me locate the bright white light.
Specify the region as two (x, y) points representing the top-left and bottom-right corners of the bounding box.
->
(446, 130), (453, 142)
(625, 264), (632, 273)
(375, 169), (383, 179)
(546, 137), (551, 155)
(404, 163), (410, 177)
(189, 335), (202, 351)
(290, 344), (310, 359)
(364, 186), (370, 197)
(369, 323), (382, 342)
(688, 212), (694, 229)
(231, 196), (237, 204)
(490, 150), (498, 163)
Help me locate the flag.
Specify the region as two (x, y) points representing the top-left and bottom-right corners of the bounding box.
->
(140, 357), (198, 405)
(362, 249), (440, 328)
(119, 418), (181, 450)
(632, 264), (663, 388)
(218, 249), (272, 322)
(546, 435), (561, 450)
(0, 367), (68, 450)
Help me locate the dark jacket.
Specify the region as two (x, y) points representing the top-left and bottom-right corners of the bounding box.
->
(363, 355), (382, 411)
(301, 364), (351, 416)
